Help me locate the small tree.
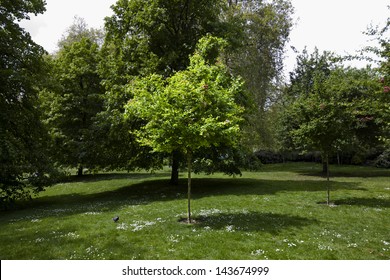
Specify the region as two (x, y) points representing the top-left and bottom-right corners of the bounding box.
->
(282, 66), (382, 204)
(287, 74), (352, 204)
(125, 36), (244, 223)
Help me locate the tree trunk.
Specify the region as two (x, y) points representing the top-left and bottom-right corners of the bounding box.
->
(325, 154), (330, 205)
(170, 151), (179, 185)
(322, 160), (328, 175)
(187, 152), (192, 224)
(77, 165), (83, 177)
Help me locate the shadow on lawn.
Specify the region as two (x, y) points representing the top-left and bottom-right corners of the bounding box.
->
(296, 168), (390, 179)
(334, 197), (390, 208)
(189, 178), (364, 196)
(16, 177), (363, 217)
(193, 212), (317, 234)
(62, 172), (170, 183)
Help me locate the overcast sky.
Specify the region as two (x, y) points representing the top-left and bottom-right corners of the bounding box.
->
(20, 0), (389, 78)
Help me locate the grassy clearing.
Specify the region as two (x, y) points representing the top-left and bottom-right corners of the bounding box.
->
(0, 163), (389, 260)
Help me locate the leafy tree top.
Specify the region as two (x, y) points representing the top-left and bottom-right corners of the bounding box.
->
(125, 36), (244, 155)
(102, 0), (230, 78)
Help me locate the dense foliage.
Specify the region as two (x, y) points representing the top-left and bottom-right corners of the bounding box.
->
(41, 37), (105, 176)
(125, 36), (244, 222)
(0, 0), (56, 208)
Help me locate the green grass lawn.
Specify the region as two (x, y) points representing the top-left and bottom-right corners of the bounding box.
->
(1, 163), (389, 260)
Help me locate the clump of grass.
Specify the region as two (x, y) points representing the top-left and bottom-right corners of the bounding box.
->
(0, 163), (389, 259)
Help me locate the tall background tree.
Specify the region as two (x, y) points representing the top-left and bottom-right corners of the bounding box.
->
(57, 16), (105, 50)
(227, 0), (293, 151)
(0, 0), (55, 208)
(40, 19), (105, 175)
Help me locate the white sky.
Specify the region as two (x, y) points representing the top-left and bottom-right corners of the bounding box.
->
(284, 0), (389, 76)
(20, 0), (389, 78)
(21, 0), (117, 52)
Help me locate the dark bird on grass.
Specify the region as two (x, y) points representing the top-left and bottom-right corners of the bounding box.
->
(112, 216), (119, 222)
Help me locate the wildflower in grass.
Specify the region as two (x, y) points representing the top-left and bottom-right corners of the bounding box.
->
(116, 223), (128, 230)
(63, 232), (80, 239)
(130, 224), (144, 232)
(31, 219), (41, 223)
(168, 235), (180, 243)
(83, 212), (101, 215)
(86, 246), (94, 254)
(318, 244), (333, 251)
(251, 249), (265, 256)
(35, 237), (45, 243)
(225, 225), (235, 232)
(199, 208), (223, 217)
(129, 220), (157, 232)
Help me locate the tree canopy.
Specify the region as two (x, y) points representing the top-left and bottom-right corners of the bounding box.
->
(40, 37), (105, 176)
(125, 36), (244, 222)
(0, 0), (55, 208)
(280, 49), (384, 203)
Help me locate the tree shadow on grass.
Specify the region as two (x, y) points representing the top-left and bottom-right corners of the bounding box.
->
(189, 178), (364, 196)
(25, 178), (175, 211)
(334, 197), (390, 208)
(297, 168), (390, 179)
(5, 176), (363, 221)
(62, 172), (170, 183)
(193, 212), (317, 234)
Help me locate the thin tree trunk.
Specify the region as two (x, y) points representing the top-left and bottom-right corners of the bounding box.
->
(170, 151), (179, 185)
(322, 160), (328, 175)
(326, 154), (330, 205)
(187, 152), (192, 224)
(77, 165), (83, 177)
